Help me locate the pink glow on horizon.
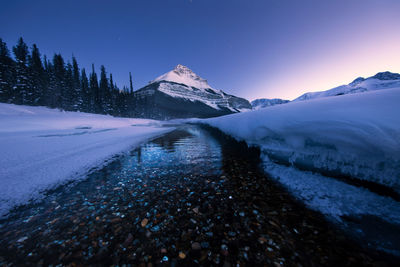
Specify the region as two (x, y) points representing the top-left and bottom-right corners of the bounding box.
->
(251, 4), (400, 101)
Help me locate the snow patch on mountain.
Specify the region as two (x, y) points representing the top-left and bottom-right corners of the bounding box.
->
(157, 82), (239, 111)
(158, 82), (219, 109)
(152, 64), (216, 91)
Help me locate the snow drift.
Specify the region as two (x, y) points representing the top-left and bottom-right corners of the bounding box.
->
(201, 88), (400, 193)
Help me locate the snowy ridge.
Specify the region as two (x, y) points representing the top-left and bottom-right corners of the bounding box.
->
(251, 98), (289, 110)
(158, 82), (235, 111)
(294, 71), (400, 101)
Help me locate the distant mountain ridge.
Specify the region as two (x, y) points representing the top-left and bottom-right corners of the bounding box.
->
(251, 98), (289, 110)
(133, 65), (251, 119)
(294, 71), (400, 102)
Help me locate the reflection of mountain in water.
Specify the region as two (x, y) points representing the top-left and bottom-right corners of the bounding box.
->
(150, 129), (194, 151)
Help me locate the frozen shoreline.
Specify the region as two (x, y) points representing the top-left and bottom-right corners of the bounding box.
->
(0, 103), (174, 217)
(198, 88), (400, 239)
(200, 88), (400, 193)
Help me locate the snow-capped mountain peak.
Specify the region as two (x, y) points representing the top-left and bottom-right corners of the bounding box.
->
(135, 65), (252, 118)
(152, 64), (212, 90)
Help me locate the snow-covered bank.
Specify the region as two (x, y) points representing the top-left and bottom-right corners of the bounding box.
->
(200, 88), (400, 193)
(0, 103), (174, 217)
(198, 88), (400, 234)
(262, 159), (400, 255)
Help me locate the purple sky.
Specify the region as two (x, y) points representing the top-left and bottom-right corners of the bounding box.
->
(1, 0), (400, 100)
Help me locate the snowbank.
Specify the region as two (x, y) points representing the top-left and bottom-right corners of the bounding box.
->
(262, 159), (400, 224)
(200, 88), (400, 193)
(0, 103), (174, 217)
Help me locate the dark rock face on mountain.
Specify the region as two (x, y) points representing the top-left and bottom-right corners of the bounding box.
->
(371, 71), (400, 81)
(133, 65), (251, 119)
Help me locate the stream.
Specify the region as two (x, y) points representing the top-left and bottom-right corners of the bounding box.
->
(0, 125), (398, 266)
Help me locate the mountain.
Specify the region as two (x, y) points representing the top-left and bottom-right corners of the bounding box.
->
(294, 71), (400, 102)
(251, 98), (289, 110)
(133, 65), (251, 119)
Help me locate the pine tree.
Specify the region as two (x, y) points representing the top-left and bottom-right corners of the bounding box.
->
(99, 65), (109, 114)
(42, 55), (52, 106)
(109, 73), (117, 115)
(72, 56), (82, 110)
(80, 68), (90, 112)
(28, 44), (45, 105)
(64, 62), (74, 110)
(109, 73), (114, 91)
(0, 38), (15, 103)
(129, 72), (133, 93)
(12, 37), (31, 104)
(51, 54), (66, 108)
(89, 64), (99, 113)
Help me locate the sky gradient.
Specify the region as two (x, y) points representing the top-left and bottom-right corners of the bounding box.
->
(1, 0), (400, 100)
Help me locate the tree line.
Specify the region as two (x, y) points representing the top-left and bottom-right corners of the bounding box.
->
(0, 37), (137, 117)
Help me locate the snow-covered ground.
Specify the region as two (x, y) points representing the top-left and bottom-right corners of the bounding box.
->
(198, 88), (400, 226)
(0, 103), (174, 217)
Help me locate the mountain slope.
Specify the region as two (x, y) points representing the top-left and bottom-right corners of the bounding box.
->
(251, 98), (289, 110)
(294, 71), (400, 101)
(134, 65), (251, 119)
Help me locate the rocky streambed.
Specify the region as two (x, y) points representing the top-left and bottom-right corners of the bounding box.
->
(0, 125), (398, 266)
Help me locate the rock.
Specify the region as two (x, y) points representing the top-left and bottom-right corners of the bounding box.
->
(258, 237), (267, 244)
(17, 236), (28, 243)
(179, 252), (186, 259)
(150, 225), (160, 232)
(192, 242), (201, 250)
(221, 244), (229, 256)
(123, 233), (133, 247)
(141, 218), (149, 227)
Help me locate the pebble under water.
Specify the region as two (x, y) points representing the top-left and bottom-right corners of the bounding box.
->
(0, 125), (398, 266)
